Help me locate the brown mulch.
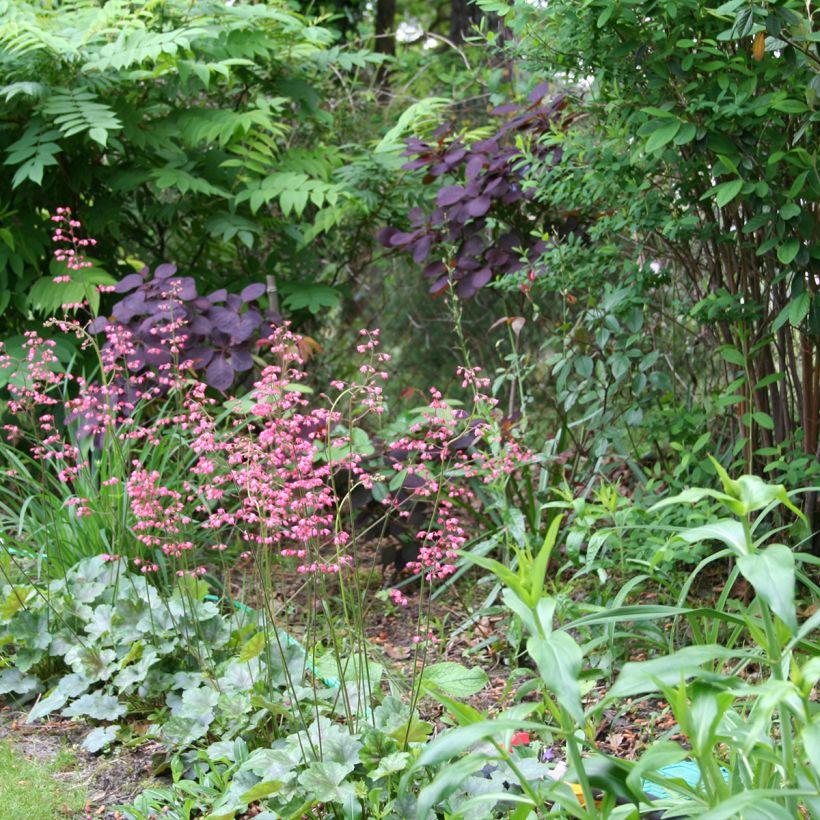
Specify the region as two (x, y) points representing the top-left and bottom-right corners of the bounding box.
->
(0, 707), (160, 819)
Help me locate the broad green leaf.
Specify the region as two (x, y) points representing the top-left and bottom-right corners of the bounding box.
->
(240, 781), (283, 802)
(609, 645), (740, 698)
(414, 756), (488, 820)
(777, 237), (800, 264)
(412, 718), (544, 768)
(625, 741), (689, 796)
(370, 751), (411, 780)
(649, 487), (738, 513)
(645, 120), (681, 152)
(677, 520), (749, 556)
(737, 544), (796, 632)
(239, 632), (266, 663)
(421, 662), (488, 697)
(527, 631), (584, 724)
(788, 292), (811, 327)
(713, 179), (743, 207)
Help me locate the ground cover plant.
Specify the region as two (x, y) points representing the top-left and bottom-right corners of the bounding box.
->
(0, 0), (818, 818)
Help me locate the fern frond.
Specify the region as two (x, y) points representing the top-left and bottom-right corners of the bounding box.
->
(42, 89), (122, 146)
(177, 107), (287, 149)
(235, 172), (345, 216)
(3, 119), (62, 187)
(82, 25), (207, 72)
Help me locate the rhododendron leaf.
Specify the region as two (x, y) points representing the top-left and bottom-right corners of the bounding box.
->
(421, 662), (488, 697)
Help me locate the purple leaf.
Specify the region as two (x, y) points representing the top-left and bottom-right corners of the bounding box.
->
(436, 186), (466, 207)
(207, 289), (228, 303)
(423, 261), (446, 278)
(412, 234), (432, 264)
(388, 231), (415, 247)
(231, 312), (261, 344)
(211, 306), (241, 336)
(466, 196), (491, 217)
(206, 355), (234, 391)
(169, 277), (197, 301)
(114, 273), (145, 294)
(378, 226), (397, 246)
(112, 291), (147, 322)
(465, 155), (486, 182)
(186, 346), (214, 368)
(401, 157), (432, 171)
(231, 348), (253, 372)
(528, 81), (550, 103)
(226, 294), (242, 311)
(88, 317), (109, 333)
(470, 268), (493, 289)
(241, 283), (266, 302)
(154, 263), (177, 280)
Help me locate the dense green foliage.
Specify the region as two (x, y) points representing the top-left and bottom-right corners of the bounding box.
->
(0, 0), (818, 818)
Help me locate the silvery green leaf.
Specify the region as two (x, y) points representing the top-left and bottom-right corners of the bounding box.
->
(219, 660), (260, 694)
(0, 668), (41, 696)
(160, 715), (208, 746)
(373, 695), (409, 733)
(82, 724), (119, 753)
(113, 649), (159, 692)
(243, 747), (300, 784)
(26, 689), (69, 723)
(206, 740), (237, 762)
(63, 692), (127, 720)
(71, 580), (107, 604)
(65, 646), (117, 681)
(218, 690), (252, 719)
(370, 751), (410, 780)
(56, 673), (92, 698)
(178, 685), (219, 725)
(170, 671), (206, 690)
(85, 604), (115, 641)
(298, 761), (356, 804)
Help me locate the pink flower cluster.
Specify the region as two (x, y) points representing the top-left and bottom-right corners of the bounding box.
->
(50, 206), (96, 278)
(2, 217), (536, 594)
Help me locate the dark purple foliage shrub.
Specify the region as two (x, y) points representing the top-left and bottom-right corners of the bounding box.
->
(90, 263), (275, 391)
(380, 86), (584, 298)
